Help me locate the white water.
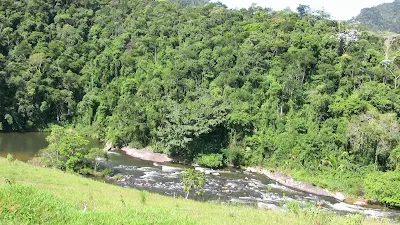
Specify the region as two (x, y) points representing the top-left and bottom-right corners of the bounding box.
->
(104, 150), (400, 221)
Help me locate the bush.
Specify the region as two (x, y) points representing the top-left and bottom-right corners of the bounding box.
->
(196, 154), (224, 169)
(285, 201), (300, 215)
(222, 147), (245, 167)
(181, 168), (205, 199)
(7, 153), (14, 162)
(36, 125), (106, 174)
(78, 167), (93, 175)
(364, 171), (400, 207)
(101, 168), (114, 177)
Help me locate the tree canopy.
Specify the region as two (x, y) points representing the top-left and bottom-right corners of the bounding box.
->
(1, 0), (400, 206)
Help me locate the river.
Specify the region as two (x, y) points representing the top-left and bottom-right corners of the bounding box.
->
(1, 132), (399, 220)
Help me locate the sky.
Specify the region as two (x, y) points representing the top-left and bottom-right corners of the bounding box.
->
(212, 0), (394, 20)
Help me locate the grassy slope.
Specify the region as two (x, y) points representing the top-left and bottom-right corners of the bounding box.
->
(0, 158), (395, 225)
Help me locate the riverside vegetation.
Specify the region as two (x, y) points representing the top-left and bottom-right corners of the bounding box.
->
(1, 0), (400, 207)
(0, 157), (396, 225)
(32, 125), (110, 176)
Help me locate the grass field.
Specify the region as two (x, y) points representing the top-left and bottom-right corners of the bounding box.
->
(0, 158), (396, 225)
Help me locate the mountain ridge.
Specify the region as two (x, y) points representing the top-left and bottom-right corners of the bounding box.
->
(354, 0), (400, 33)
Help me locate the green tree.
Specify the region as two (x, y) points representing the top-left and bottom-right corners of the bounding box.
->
(389, 146), (400, 170)
(181, 168), (205, 199)
(37, 125), (105, 174)
(347, 111), (400, 170)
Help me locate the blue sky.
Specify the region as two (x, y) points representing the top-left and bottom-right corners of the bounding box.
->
(212, 0), (393, 20)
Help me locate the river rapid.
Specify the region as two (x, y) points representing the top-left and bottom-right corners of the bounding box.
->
(1, 132), (399, 220)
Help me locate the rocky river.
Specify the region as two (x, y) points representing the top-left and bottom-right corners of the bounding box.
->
(1, 132), (400, 221)
(104, 149), (400, 220)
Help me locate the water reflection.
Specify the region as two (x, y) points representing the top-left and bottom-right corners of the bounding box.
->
(0, 132), (103, 161)
(0, 132), (48, 161)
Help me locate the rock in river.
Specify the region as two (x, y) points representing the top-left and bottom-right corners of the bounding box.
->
(162, 165), (182, 172)
(335, 192), (346, 202)
(258, 202), (280, 211)
(195, 167), (206, 172)
(354, 201), (368, 207)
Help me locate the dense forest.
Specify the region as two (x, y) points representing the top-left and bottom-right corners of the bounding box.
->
(1, 0), (400, 205)
(355, 0), (400, 33)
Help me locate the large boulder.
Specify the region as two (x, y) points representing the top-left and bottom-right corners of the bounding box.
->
(121, 147), (172, 163)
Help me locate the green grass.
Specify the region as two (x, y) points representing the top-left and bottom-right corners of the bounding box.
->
(0, 158), (396, 225)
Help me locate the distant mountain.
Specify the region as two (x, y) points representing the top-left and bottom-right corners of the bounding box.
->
(354, 0), (400, 33)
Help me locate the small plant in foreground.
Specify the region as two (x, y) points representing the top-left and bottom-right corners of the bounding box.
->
(4, 173), (16, 185)
(120, 195), (126, 207)
(181, 168), (205, 199)
(286, 200), (300, 215)
(5, 178), (12, 185)
(140, 190), (147, 204)
(7, 153), (14, 162)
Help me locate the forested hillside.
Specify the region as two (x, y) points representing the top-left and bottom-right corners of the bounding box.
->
(1, 0), (400, 205)
(355, 0), (400, 33)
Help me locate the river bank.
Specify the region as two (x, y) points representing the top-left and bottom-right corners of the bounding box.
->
(112, 146), (374, 207)
(0, 132), (379, 209)
(0, 130), (389, 214)
(2, 158), (392, 225)
(105, 142), (172, 163)
(244, 167), (374, 207)
(245, 167), (336, 198)
(2, 130), (399, 219)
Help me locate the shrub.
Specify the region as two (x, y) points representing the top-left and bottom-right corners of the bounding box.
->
(196, 154), (224, 169)
(286, 200), (300, 215)
(36, 125), (106, 174)
(100, 168), (114, 177)
(181, 168), (205, 199)
(364, 171), (400, 207)
(78, 167), (93, 175)
(222, 147), (245, 167)
(7, 153), (14, 162)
